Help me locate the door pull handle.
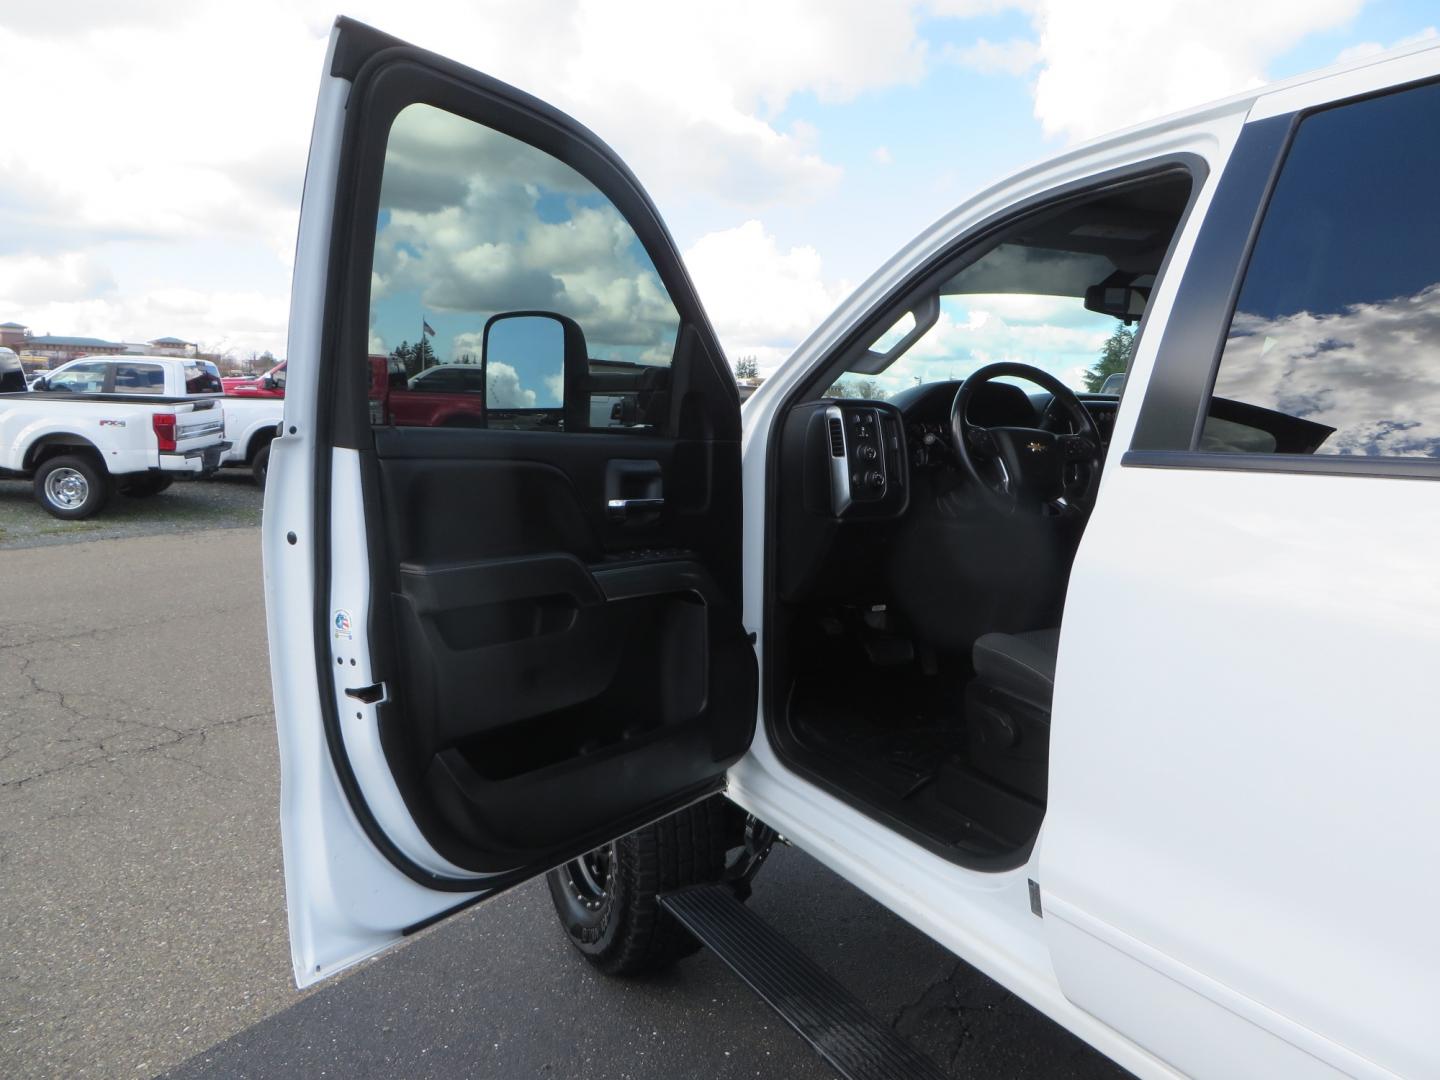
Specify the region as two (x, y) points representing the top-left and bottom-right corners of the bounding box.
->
(607, 497), (665, 519)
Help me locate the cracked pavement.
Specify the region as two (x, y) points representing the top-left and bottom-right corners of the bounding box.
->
(5, 525), (1129, 1080)
(1, 528), (292, 1079)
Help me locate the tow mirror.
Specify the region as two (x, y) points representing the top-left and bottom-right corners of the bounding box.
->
(481, 311), (589, 430)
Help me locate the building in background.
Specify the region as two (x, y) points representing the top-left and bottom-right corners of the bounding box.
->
(0, 322), (29, 350)
(147, 336), (197, 357)
(0, 322), (205, 368)
(23, 335), (128, 366)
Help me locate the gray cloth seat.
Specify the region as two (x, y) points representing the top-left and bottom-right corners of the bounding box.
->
(971, 628), (1060, 711)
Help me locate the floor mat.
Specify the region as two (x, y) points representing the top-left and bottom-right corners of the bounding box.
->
(788, 678), (1040, 858)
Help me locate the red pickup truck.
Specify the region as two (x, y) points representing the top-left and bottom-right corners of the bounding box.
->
(367, 356), (488, 427)
(222, 360), (287, 398)
(222, 356), (489, 428)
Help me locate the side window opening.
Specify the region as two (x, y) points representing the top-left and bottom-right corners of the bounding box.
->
(367, 103), (682, 433)
(113, 363), (165, 393)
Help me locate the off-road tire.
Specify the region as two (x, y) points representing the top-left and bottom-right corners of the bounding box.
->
(34, 454), (111, 520)
(545, 797), (747, 976)
(251, 441), (271, 488)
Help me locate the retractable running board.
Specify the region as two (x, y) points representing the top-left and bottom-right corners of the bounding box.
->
(659, 884), (948, 1080)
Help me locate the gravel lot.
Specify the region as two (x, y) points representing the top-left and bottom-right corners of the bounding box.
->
(0, 471), (262, 550)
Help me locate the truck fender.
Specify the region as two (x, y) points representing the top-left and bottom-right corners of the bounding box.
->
(22, 431), (104, 472)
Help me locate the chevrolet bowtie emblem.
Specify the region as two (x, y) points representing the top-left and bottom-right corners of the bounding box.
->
(1026, 441), (1046, 452)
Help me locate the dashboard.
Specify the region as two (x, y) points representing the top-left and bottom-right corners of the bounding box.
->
(773, 379), (1118, 602)
(888, 380), (1119, 470)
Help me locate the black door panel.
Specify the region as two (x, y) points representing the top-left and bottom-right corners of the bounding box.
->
(372, 426), (754, 871)
(315, 25), (753, 888)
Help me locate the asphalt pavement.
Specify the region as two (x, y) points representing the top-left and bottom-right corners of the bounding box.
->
(1, 527), (292, 1079)
(2, 517), (1129, 1080)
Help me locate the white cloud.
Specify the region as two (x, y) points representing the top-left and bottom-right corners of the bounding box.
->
(1027, 0), (1366, 142)
(0, 253), (115, 306)
(1337, 26), (1438, 65)
(2, 286), (289, 357)
(945, 36), (1039, 76)
(0, 0), (934, 356)
(925, 0), (1036, 16)
(872, 146), (894, 165)
(483, 361), (538, 409)
(372, 106), (681, 359)
(1215, 284), (1440, 457)
(0, 0), (1418, 364)
(683, 221), (851, 371)
(344, 0), (927, 207)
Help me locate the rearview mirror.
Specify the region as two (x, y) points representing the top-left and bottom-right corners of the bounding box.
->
(259, 376), (277, 391)
(481, 311), (589, 429)
(1084, 282), (1149, 324)
(32, 377), (49, 391)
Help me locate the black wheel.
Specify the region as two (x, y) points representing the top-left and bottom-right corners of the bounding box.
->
(33, 454), (111, 520)
(118, 474), (173, 498)
(251, 441), (271, 488)
(545, 797), (752, 976)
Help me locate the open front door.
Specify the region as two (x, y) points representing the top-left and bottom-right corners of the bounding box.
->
(265, 18), (755, 987)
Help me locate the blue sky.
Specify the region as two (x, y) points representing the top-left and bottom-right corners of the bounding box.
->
(0, 1), (1435, 370)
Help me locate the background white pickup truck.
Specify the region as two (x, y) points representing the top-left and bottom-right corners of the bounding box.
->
(33, 354), (224, 397)
(217, 395), (284, 487)
(0, 391), (228, 518)
(34, 353), (282, 485)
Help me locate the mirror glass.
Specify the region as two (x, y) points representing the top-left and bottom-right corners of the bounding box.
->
(483, 315), (565, 409)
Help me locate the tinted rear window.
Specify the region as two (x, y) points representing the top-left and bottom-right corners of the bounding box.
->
(1204, 79), (1440, 458)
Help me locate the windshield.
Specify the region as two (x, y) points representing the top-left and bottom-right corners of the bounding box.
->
(831, 293), (1123, 399)
(829, 174), (1194, 400)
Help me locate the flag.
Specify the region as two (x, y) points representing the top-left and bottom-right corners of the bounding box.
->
(422, 320), (436, 337)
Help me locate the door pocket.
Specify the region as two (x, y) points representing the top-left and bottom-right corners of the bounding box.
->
(393, 553), (717, 758)
(394, 557), (719, 861)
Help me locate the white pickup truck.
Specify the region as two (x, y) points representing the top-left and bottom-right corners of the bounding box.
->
(0, 390), (228, 518)
(217, 395), (284, 487)
(266, 20), (1440, 1080)
(33, 354), (224, 397)
(33, 353), (284, 486)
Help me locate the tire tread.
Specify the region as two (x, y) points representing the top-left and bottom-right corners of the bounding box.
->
(551, 798), (741, 976)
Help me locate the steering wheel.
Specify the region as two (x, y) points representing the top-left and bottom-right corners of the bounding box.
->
(950, 362), (1103, 515)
